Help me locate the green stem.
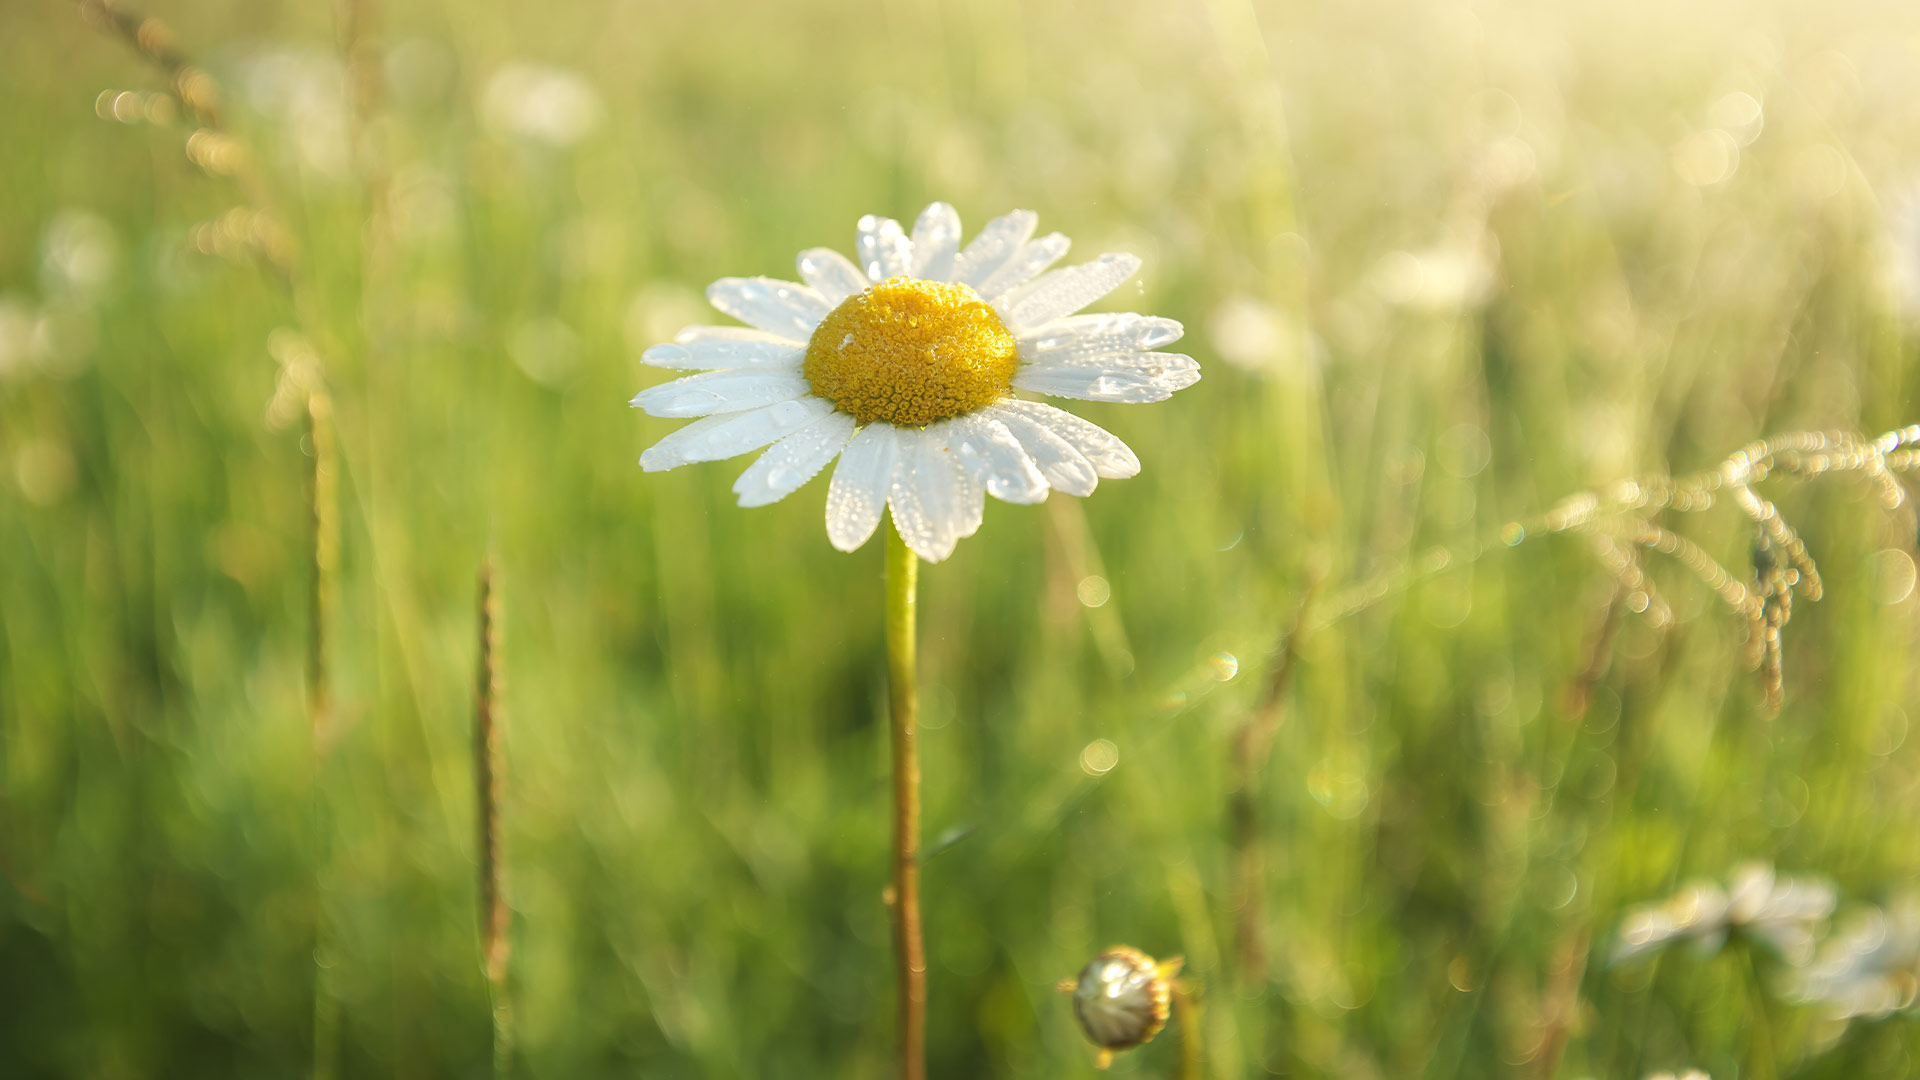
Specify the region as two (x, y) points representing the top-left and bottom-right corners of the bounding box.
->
(884, 520), (926, 1080)
(1174, 984), (1203, 1080)
(1742, 948), (1779, 1080)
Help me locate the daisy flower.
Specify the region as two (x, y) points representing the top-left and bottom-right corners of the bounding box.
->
(631, 202), (1200, 561)
(1791, 898), (1920, 1021)
(1611, 862), (1836, 966)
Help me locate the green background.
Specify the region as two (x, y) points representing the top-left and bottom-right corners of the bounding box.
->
(4, 0), (1920, 1076)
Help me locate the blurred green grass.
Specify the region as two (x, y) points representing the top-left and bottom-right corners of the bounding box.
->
(4, 0), (1920, 1076)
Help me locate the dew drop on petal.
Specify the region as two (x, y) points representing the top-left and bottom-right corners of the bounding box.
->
(1140, 322), (1182, 348)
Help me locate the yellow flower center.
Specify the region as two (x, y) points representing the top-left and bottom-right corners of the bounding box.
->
(804, 276), (1019, 427)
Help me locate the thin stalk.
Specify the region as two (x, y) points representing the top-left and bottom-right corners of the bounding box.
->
(1741, 948), (1779, 1080)
(307, 390), (337, 742)
(1227, 583), (1316, 985)
(475, 559), (512, 1077)
(1173, 984), (1203, 1080)
(884, 520), (926, 1080)
(306, 388), (339, 1080)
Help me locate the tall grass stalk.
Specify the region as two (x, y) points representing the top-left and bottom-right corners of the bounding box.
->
(306, 390), (337, 740)
(74, 10), (351, 1069)
(73, 0), (293, 283)
(475, 558), (512, 1076)
(1227, 584), (1315, 985)
(883, 520), (925, 1080)
(1173, 984), (1203, 1080)
(306, 385), (340, 1080)
(1307, 424), (1920, 701)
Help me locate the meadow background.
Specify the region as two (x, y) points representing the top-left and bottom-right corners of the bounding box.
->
(6, 0), (1920, 1076)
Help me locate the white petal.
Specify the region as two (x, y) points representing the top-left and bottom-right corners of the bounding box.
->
(670, 325), (799, 345)
(982, 403), (1100, 496)
(939, 414), (1049, 504)
(733, 411), (857, 507)
(991, 400), (1139, 479)
(975, 233), (1071, 302)
(856, 215), (912, 281)
(888, 430), (977, 562)
(910, 202), (962, 282)
(937, 438), (987, 542)
(1013, 363), (1197, 404)
(796, 248), (870, 305)
(630, 370), (812, 417)
(1026, 350), (1201, 378)
(954, 472), (986, 539)
(825, 423), (899, 551)
(1001, 253), (1142, 331)
(1013, 348), (1200, 402)
(706, 277), (832, 341)
(952, 210), (1038, 289)
(1017, 313), (1184, 362)
(639, 397), (835, 471)
(643, 331), (803, 371)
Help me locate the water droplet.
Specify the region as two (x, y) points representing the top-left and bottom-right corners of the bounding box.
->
(1209, 651), (1239, 682)
(1079, 739), (1119, 776)
(1140, 321), (1182, 348)
(1076, 575), (1111, 607)
(658, 389), (721, 415)
(1873, 549), (1916, 605)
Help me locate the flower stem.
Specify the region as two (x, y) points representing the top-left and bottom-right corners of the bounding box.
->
(884, 519), (926, 1080)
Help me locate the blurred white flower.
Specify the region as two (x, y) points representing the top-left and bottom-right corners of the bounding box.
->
(1791, 899), (1920, 1021)
(1206, 294), (1314, 376)
(1644, 1071), (1709, 1080)
(481, 64), (603, 147)
(1371, 232), (1498, 312)
(40, 211), (120, 301)
(1613, 862), (1836, 965)
(632, 203), (1199, 562)
(239, 47), (354, 180)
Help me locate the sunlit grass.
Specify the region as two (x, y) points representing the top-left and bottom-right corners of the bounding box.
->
(3, 0), (1920, 1077)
